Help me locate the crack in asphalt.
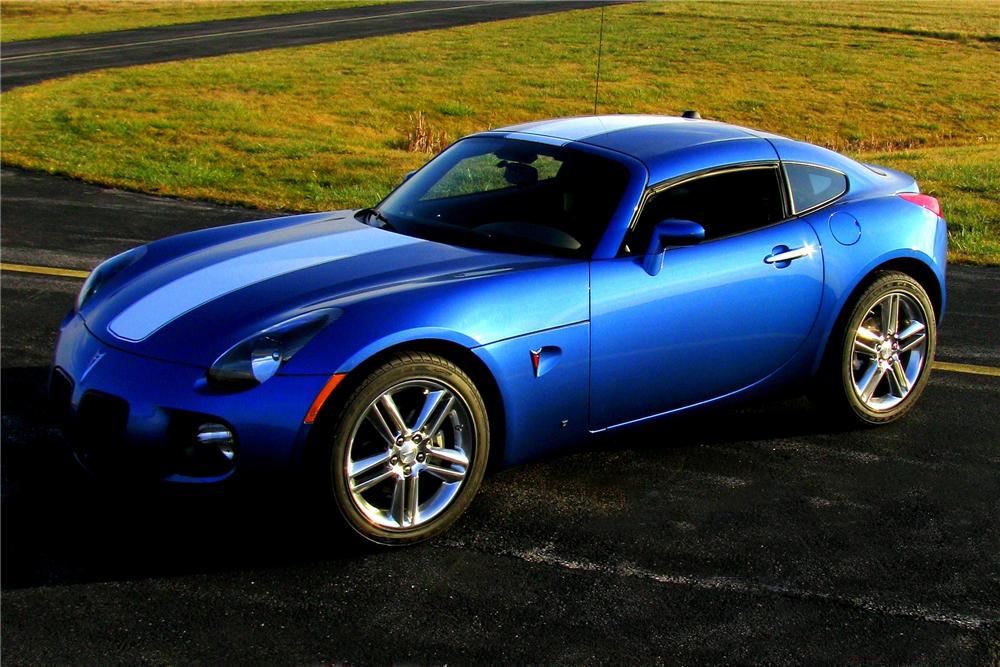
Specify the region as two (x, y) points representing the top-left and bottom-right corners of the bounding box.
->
(444, 540), (996, 631)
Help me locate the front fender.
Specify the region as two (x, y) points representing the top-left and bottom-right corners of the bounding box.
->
(281, 260), (590, 376)
(335, 327), (482, 373)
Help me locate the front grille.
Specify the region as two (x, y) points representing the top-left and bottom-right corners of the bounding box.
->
(73, 391), (130, 471)
(49, 367), (74, 421)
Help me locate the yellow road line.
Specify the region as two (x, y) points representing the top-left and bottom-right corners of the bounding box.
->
(932, 361), (1000, 378)
(0, 2), (504, 62)
(3, 261), (999, 378)
(1, 262), (90, 279)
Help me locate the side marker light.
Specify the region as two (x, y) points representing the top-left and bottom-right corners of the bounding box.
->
(304, 373), (347, 424)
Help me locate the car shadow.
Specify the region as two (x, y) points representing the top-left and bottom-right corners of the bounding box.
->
(2, 364), (842, 590)
(1, 365), (377, 590)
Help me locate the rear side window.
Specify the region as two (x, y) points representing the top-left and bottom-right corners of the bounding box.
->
(785, 163), (847, 213)
(625, 166), (785, 253)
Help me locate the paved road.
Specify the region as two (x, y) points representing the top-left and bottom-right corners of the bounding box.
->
(0, 0), (612, 90)
(2, 166), (999, 664)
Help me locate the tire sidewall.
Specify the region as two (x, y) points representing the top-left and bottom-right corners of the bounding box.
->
(324, 355), (490, 545)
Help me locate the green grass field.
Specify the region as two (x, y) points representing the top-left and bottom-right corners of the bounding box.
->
(0, 0), (392, 42)
(2, 1), (998, 262)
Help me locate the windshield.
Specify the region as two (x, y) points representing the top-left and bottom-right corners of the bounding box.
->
(373, 137), (630, 257)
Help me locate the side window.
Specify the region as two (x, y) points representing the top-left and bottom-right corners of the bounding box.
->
(785, 163), (847, 213)
(625, 166), (785, 253)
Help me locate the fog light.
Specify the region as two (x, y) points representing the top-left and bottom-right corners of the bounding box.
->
(196, 423), (236, 462)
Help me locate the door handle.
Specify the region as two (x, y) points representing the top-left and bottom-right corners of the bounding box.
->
(764, 245), (813, 265)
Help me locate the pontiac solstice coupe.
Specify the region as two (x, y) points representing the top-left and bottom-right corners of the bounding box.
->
(52, 114), (946, 544)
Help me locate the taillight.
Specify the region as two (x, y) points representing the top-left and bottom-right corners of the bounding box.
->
(899, 193), (942, 217)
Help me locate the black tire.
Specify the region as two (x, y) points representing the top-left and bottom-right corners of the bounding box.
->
(817, 271), (936, 426)
(318, 351), (489, 545)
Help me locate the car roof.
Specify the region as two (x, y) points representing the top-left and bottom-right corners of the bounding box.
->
(487, 114), (885, 207)
(493, 114), (763, 159)
(489, 114), (784, 185)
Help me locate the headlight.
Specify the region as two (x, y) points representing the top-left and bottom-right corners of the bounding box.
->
(207, 308), (340, 388)
(77, 246), (146, 311)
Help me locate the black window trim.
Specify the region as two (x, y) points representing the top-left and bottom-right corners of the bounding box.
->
(619, 160), (790, 256)
(781, 160), (850, 217)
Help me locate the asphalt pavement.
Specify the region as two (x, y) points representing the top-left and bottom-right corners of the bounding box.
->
(2, 167), (999, 664)
(0, 0), (612, 90)
(1, 1), (999, 663)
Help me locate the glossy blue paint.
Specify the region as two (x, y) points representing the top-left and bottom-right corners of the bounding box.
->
(590, 217), (823, 429)
(86, 216), (588, 367)
(289, 258), (589, 376)
(108, 225), (419, 342)
(54, 313), (328, 478)
(51, 115), (947, 484)
(473, 322), (590, 467)
(829, 211), (861, 246)
(800, 195), (947, 377)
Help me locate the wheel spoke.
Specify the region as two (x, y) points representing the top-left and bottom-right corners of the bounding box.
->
(425, 464), (466, 483)
(378, 393), (408, 437)
(889, 358), (910, 396)
(427, 447), (469, 467)
(425, 395), (457, 440)
(858, 362), (887, 403)
(365, 406), (396, 446)
(352, 468), (394, 494)
(349, 452), (391, 479)
(412, 390), (448, 433)
(881, 294), (900, 335)
(856, 325), (882, 344)
(854, 340), (878, 357)
(896, 301), (928, 358)
(900, 333), (927, 354)
(897, 320), (926, 343)
(406, 474), (420, 526)
(389, 476), (406, 526)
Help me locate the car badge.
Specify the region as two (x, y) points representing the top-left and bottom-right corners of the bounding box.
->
(80, 349), (107, 382)
(530, 349), (541, 377)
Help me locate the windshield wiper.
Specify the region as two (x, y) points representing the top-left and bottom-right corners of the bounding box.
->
(356, 207), (395, 231)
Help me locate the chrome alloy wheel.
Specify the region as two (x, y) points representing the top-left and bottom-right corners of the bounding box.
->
(851, 291), (929, 411)
(344, 379), (474, 531)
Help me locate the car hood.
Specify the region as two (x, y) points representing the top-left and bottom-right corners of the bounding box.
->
(82, 212), (585, 367)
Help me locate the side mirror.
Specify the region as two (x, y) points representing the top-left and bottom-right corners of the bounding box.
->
(643, 219), (705, 276)
(402, 169), (417, 184)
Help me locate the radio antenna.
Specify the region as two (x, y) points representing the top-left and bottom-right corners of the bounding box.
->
(593, 4), (605, 115)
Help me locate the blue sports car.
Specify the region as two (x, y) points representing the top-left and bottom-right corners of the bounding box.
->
(52, 114), (946, 544)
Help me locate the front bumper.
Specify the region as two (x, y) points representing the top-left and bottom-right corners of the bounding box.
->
(51, 313), (330, 483)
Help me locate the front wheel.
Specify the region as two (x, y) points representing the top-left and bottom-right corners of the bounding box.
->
(321, 351), (489, 545)
(824, 271), (936, 425)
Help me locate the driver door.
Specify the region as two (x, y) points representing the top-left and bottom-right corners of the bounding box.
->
(589, 165), (823, 429)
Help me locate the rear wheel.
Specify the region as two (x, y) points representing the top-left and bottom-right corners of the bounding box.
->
(321, 351), (489, 545)
(823, 271), (936, 425)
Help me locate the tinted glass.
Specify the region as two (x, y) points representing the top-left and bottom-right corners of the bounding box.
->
(625, 167), (785, 253)
(786, 163), (847, 213)
(376, 137), (630, 257)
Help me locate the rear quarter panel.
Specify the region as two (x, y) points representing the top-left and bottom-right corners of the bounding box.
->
(769, 136), (946, 377)
(805, 195), (947, 377)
